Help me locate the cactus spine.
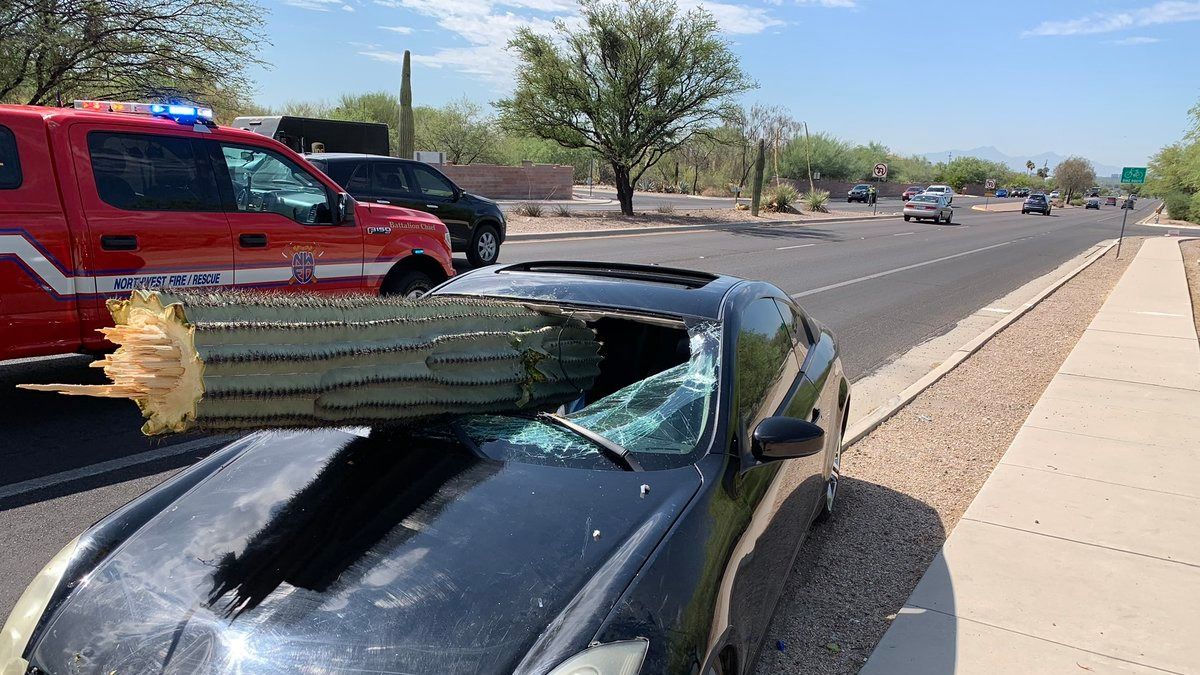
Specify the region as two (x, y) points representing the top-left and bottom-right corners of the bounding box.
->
(21, 290), (602, 436)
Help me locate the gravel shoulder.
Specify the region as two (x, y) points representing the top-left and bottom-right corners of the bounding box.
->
(504, 207), (893, 236)
(1181, 239), (1200, 337)
(753, 237), (1145, 675)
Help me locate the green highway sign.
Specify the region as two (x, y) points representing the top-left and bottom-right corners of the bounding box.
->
(1120, 166), (1146, 184)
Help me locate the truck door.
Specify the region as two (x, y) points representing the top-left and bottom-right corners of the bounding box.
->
(212, 142), (364, 292)
(71, 126), (234, 334)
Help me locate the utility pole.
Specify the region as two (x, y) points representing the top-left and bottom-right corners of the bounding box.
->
(803, 121), (814, 194)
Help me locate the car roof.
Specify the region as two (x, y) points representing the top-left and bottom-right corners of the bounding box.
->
(431, 261), (744, 320)
(308, 152), (408, 161)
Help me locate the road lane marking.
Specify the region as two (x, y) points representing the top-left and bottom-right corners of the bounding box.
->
(0, 435), (235, 501)
(776, 244), (816, 250)
(892, 232), (915, 237)
(790, 239), (1017, 299)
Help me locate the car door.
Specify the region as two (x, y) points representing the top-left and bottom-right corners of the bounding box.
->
(71, 125), (234, 331)
(724, 296), (821, 662)
(213, 141), (364, 293)
(405, 163), (474, 247)
(369, 160), (420, 209)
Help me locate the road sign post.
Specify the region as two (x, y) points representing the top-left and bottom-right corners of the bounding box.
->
(1116, 167), (1147, 258)
(872, 163), (887, 215)
(984, 178), (996, 209)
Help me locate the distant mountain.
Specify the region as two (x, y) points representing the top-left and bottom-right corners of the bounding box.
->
(919, 146), (1122, 178)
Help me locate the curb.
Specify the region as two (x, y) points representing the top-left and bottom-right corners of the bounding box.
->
(506, 212), (902, 242)
(842, 238), (1118, 448)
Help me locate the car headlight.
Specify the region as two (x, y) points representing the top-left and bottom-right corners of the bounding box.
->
(0, 536), (79, 674)
(546, 639), (649, 675)
(444, 230), (452, 249)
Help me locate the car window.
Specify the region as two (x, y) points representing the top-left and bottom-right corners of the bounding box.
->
(0, 125), (21, 189)
(320, 160), (369, 192)
(87, 132), (220, 211)
(736, 298), (795, 426)
(373, 162), (414, 196)
(774, 299), (812, 362)
(219, 144), (329, 224)
(912, 195), (937, 203)
(410, 164), (455, 199)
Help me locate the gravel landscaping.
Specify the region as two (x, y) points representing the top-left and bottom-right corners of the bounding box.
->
(1182, 239), (1200, 337)
(753, 238), (1145, 675)
(505, 207), (893, 236)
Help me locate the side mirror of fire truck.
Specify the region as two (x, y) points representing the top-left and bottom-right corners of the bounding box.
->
(335, 192), (354, 225)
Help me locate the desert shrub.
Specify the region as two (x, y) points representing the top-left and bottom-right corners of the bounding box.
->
(766, 184), (799, 212)
(1163, 192), (1190, 222)
(553, 204), (572, 217)
(656, 203), (676, 214)
(803, 189), (830, 213)
(513, 202), (544, 217)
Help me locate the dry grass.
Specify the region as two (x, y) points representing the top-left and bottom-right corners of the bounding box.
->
(754, 239), (1144, 675)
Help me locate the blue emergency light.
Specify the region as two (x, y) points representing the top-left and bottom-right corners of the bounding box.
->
(74, 100), (215, 126)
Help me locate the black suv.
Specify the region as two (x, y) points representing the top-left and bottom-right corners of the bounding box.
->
(309, 154), (506, 267)
(847, 184), (871, 203)
(1022, 193), (1052, 216)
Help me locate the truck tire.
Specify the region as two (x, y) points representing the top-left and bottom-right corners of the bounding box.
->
(381, 270), (435, 299)
(467, 224), (500, 267)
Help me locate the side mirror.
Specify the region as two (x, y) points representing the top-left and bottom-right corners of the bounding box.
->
(452, 187), (463, 202)
(751, 416), (825, 462)
(335, 192), (354, 224)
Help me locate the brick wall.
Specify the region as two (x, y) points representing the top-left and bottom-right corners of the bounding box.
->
(438, 162), (574, 200)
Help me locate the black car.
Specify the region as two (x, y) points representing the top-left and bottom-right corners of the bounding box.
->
(847, 184), (871, 203)
(1022, 193), (1052, 215)
(1, 262), (849, 675)
(310, 153), (507, 267)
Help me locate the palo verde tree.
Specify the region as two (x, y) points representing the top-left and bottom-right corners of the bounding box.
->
(0, 0), (265, 106)
(497, 0), (754, 215)
(1053, 156), (1096, 203)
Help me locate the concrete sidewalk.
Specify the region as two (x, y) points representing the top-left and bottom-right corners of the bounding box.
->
(862, 237), (1200, 674)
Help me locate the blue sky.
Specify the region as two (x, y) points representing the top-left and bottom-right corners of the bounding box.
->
(248, 0), (1200, 167)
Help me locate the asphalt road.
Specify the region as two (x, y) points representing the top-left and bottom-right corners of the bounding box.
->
(0, 197), (1160, 618)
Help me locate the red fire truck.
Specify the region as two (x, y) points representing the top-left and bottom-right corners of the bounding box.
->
(0, 101), (455, 361)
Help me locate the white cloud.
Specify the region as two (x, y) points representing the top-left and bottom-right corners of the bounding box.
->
(1112, 35), (1163, 44)
(370, 0), (783, 86)
(282, 0), (343, 10)
(341, 4), (355, 10)
(1024, 1), (1200, 36)
(379, 24), (414, 33)
(795, 0), (856, 6)
(680, 0), (786, 33)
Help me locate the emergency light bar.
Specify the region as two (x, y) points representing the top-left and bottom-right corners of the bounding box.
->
(73, 100), (214, 125)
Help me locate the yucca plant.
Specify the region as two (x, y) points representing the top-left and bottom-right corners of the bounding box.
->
(804, 189), (830, 213)
(767, 184), (799, 212)
(23, 290), (602, 435)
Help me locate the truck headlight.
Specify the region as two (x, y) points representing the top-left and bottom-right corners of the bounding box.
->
(546, 639), (648, 675)
(0, 536), (79, 674)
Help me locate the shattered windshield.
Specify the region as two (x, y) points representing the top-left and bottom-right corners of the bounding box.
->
(433, 321), (721, 470)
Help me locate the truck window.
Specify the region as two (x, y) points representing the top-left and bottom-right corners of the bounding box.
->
(410, 164), (456, 199)
(219, 145), (330, 224)
(87, 132), (220, 211)
(0, 125), (20, 189)
(318, 159), (368, 191)
(372, 162), (413, 197)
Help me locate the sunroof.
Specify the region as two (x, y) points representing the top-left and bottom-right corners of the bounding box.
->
(501, 261), (718, 289)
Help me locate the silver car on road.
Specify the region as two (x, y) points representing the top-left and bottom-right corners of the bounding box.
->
(903, 193), (954, 223)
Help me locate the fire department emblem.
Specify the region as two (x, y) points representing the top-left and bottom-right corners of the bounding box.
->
(284, 243), (321, 285)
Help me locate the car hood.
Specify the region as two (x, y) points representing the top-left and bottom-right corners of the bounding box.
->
(29, 429), (701, 675)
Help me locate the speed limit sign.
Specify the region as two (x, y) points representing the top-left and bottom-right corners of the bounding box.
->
(985, 178), (996, 190)
(872, 163), (888, 179)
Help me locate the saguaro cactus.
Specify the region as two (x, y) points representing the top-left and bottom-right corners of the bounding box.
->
(22, 291), (602, 435)
(750, 139), (765, 216)
(398, 50), (415, 159)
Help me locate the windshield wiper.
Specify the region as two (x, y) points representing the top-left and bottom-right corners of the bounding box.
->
(537, 412), (643, 472)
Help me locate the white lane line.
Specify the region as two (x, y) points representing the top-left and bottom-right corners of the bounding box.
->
(776, 243), (816, 250)
(790, 239), (1017, 299)
(893, 232), (915, 237)
(0, 435), (235, 501)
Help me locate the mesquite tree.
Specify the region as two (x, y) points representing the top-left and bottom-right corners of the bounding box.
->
(750, 140), (765, 216)
(0, 0), (264, 106)
(1053, 156), (1096, 203)
(498, 0), (753, 215)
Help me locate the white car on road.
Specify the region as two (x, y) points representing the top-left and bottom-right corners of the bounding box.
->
(923, 184), (955, 204)
(904, 193), (954, 224)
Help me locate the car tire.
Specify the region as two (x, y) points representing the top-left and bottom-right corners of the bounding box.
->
(933, 213), (941, 224)
(381, 270), (435, 299)
(815, 437), (842, 524)
(467, 224), (501, 267)
(904, 215), (910, 221)
(944, 212), (952, 224)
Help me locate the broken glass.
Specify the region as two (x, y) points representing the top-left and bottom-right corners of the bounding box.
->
(446, 321), (721, 468)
